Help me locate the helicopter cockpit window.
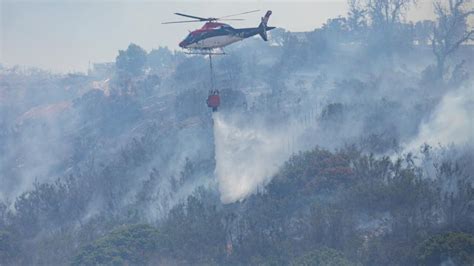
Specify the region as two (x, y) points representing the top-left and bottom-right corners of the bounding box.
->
(185, 33), (195, 43)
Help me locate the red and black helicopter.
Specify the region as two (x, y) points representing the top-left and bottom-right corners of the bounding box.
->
(163, 10), (274, 112)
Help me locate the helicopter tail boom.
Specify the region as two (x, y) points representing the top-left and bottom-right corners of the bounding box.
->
(258, 10), (272, 41)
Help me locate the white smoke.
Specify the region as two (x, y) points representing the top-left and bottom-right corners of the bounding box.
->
(213, 112), (295, 203)
(405, 84), (474, 151)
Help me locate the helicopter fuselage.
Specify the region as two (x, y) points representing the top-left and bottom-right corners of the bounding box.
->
(179, 21), (275, 50)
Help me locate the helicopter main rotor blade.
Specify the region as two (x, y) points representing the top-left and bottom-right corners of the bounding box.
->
(218, 9), (260, 19)
(162, 20), (203, 24)
(174, 12), (208, 21)
(219, 19), (245, 21)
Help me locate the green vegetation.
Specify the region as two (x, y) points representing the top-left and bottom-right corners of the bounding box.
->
(0, 230), (20, 264)
(291, 247), (352, 266)
(416, 232), (474, 265)
(72, 224), (160, 265)
(1, 145), (472, 265)
(58, 146), (472, 265)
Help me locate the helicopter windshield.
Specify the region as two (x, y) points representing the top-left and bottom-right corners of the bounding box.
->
(184, 33), (196, 43)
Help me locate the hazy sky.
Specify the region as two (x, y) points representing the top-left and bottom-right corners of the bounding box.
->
(1, 0), (435, 73)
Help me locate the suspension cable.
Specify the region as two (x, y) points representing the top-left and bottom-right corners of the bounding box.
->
(209, 53), (215, 90)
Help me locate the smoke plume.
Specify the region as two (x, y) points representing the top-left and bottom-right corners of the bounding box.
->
(405, 83), (474, 151)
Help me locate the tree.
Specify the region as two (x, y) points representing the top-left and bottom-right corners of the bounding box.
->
(347, 0), (368, 37)
(364, 0), (416, 53)
(218, 55), (243, 87)
(160, 195), (226, 264)
(0, 230), (21, 264)
(0, 202), (8, 229)
(71, 224), (161, 265)
(173, 56), (207, 87)
(432, 0), (474, 79)
(416, 232), (474, 265)
(366, 0), (415, 26)
(290, 247), (351, 266)
(147, 47), (174, 70)
(322, 17), (350, 43)
(115, 43), (147, 77)
(414, 20), (435, 45)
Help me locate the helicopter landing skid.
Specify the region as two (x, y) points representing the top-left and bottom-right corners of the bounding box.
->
(183, 48), (226, 55)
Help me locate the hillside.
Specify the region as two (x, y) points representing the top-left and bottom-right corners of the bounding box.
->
(1, 2), (474, 264)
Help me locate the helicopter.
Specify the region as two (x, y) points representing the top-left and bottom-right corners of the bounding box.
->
(162, 10), (275, 52)
(163, 10), (274, 112)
